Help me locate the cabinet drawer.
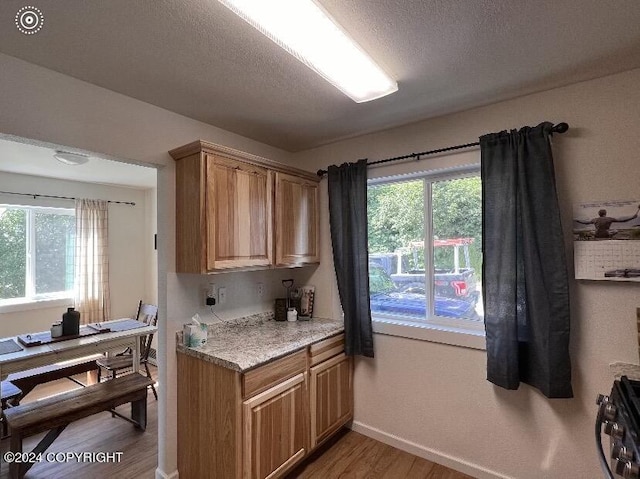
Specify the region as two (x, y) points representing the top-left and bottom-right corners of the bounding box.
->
(242, 349), (307, 399)
(309, 333), (345, 366)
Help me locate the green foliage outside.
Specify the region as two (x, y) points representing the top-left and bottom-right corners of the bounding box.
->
(0, 208), (27, 299)
(368, 180), (424, 254)
(34, 212), (75, 294)
(0, 207), (75, 300)
(432, 177), (483, 273)
(367, 176), (483, 273)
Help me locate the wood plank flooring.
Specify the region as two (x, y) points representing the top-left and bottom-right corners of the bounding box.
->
(1, 367), (474, 479)
(0, 370), (158, 479)
(287, 429), (475, 479)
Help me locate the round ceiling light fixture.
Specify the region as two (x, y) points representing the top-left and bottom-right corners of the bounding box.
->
(53, 151), (90, 166)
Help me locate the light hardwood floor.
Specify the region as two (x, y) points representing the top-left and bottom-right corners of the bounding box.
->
(2, 367), (473, 479)
(0, 369), (158, 479)
(287, 429), (475, 479)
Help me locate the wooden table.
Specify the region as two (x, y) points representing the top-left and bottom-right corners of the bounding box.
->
(0, 319), (157, 381)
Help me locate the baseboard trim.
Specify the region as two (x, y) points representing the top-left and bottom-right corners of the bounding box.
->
(155, 467), (179, 479)
(350, 421), (512, 479)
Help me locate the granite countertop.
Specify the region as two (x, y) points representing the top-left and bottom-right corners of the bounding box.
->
(176, 313), (344, 372)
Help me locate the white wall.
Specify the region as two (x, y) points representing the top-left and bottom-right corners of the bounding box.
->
(293, 68), (640, 479)
(0, 52), (296, 479)
(167, 267), (317, 324)
(145, 187), (159, 306)
(0, 172), (154, 336)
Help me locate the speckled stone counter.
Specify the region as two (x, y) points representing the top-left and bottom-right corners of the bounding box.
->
(176, 313), (344, 372)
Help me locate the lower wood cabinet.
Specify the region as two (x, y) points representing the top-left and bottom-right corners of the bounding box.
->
(177, 336), (353, 479)
(310, 353), (353, 448)
(243, 373), (308, 479)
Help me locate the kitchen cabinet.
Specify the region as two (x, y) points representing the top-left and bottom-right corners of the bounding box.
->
(170, 140), (320, 273)
(275, 172), (320, 266)
(308, 334), (353, 449)
(176, 353), (242, 479)
(177, 333), (352, 479)
(206, 155), (272, 270)
(310, 353), (353, 448)
(240, 349), (308, 479)
(243, 373), (307, 479)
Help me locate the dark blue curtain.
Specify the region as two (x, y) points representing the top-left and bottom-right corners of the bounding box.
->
(480, 122), (572, 398)
(327, 160), (374, 357)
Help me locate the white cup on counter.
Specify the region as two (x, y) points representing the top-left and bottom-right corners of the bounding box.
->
(287, 308), (298, 322)
(51, 322), (63, 338)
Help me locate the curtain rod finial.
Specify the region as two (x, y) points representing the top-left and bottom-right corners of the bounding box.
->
(317, 169), (327, 177)
(553, 122), (569, 134)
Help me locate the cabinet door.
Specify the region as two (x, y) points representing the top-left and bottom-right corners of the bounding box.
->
(310, 353), (353, 448)
(207, 155), (273, 270)
(275, 172), (319, 266)
(243, 373), (307, 479)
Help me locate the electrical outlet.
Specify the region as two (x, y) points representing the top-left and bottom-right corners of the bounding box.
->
(218, 287), (227, 305)
(257, 282), (264, 297)
(205, 282), (217, 306)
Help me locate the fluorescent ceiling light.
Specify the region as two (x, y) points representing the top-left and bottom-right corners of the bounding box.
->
(53, 151), (90, 166)
(217, 0), (398, 103)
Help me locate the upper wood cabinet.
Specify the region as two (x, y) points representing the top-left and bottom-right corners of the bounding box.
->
(207, 155), (272, 270)
(170, 141), (320, 273)
(275, 172), (320, 266)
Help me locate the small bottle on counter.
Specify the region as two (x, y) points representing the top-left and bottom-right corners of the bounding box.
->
(51, 322), (63, 338)
(62, 307), (80, 336)
(287, 308), (298, 322)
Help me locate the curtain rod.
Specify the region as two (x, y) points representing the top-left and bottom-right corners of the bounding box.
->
(0, 190), (136, 206)
(316, 122), (569, 177)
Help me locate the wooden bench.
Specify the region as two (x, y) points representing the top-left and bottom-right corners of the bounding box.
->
(7, 356), (101, 398)
(4, 373), (153, 479)
(0, 381), (22, 438)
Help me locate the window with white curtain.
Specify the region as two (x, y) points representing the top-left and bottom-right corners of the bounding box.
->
(0, 204), (75, 306)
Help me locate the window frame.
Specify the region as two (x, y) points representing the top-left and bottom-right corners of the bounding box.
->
(0, 203), (75, 312)
(368, 166), (486, 350)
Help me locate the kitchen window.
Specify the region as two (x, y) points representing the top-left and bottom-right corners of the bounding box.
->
(367, 169), (485, 349)
(0, 204), (75, 310)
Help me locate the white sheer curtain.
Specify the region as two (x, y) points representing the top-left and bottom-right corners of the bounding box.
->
(74, 199), (111, 324)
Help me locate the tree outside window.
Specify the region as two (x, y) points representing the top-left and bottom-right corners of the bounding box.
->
(0, 205), (75, 303)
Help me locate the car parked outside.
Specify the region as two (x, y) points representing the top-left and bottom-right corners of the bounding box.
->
(369, 264), (480, 321)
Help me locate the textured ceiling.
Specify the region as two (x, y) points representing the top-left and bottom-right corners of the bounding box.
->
(1, 1), (640, 152)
